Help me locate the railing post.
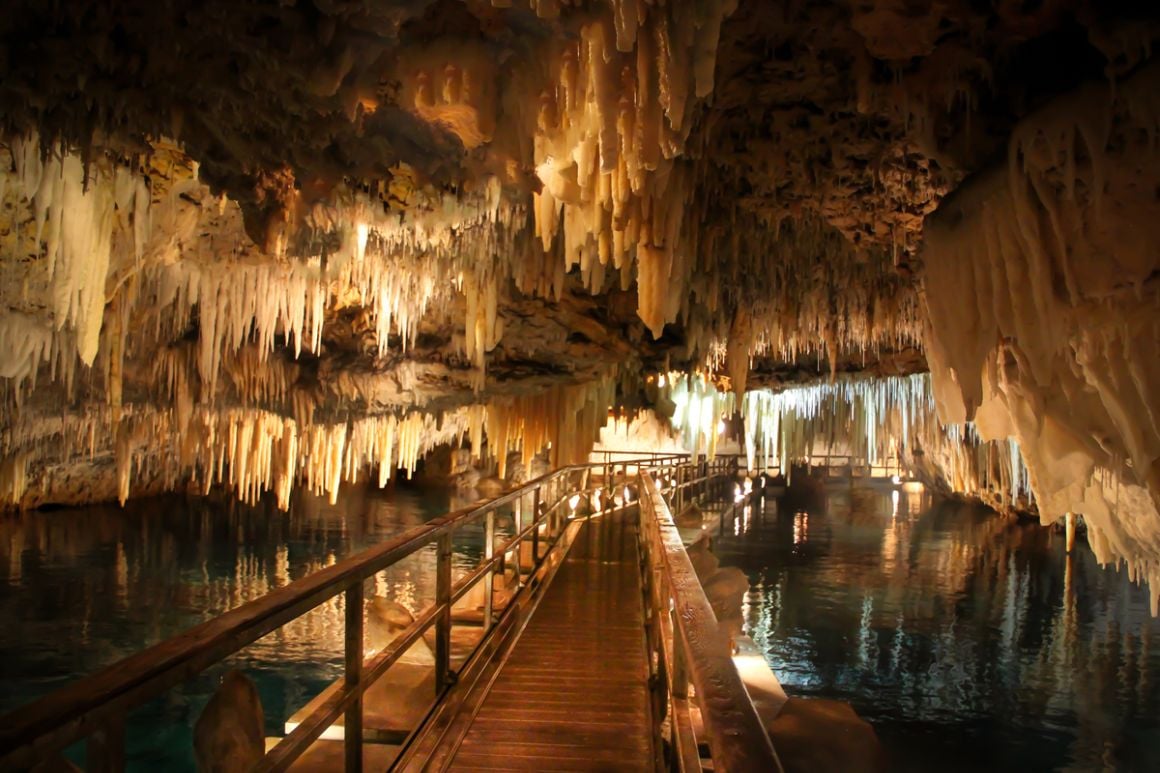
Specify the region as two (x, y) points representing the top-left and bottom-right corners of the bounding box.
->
(670, 610), (688, 701)
(511, 540), (522, 590)
(344, 580), (364, 773)
(435, 532), (452, 694)
(532, 487), (542, 560)
(86, 717), (124, 773)
(483, 510), (495, 632)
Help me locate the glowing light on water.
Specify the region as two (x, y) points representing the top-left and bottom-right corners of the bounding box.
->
(793, 512), (809, 547)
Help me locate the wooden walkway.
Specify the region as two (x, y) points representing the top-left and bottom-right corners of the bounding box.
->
(446, 510), (655, 771)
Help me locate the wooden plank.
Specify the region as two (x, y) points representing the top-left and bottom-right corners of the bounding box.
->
(452, 750), (651, 771)
(456, 739), (651, 760)
(343, 583), (364, 773)
(447, 512), (655, 772)
(392, 518), (587, 772)
(456, 724), (653, 751)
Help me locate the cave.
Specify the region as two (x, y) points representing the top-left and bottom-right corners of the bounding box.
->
(1, 1), (1159, 771)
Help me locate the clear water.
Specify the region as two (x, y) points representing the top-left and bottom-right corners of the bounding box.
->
(714, 484), (1160, 772)
(0, 483), (491, 770)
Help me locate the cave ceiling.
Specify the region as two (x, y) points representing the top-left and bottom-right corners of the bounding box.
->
(0, 0), (1157, 508)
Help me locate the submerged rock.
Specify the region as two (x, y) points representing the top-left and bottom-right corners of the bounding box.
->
(676, 502), (705, 528)
(767, 697), (885, 773)
(193, 670), (264, 773)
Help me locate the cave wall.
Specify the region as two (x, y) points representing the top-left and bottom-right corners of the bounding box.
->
(921, 62), (1160, 610)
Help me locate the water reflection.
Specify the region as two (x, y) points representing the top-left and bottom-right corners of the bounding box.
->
(0, 483), (482, 770)
(717, 485), (1160, 772)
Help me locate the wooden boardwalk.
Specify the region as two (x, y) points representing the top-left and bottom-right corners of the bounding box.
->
(446, 510), (655, 771)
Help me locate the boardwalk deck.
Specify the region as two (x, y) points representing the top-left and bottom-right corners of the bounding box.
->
(445, 509), (655, 772)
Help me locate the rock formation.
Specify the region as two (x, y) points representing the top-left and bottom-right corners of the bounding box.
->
(1, 1), (1158, 600)
(193, 670), (265, 773)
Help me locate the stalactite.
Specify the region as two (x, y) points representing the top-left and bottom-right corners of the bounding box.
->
(733, 374), (1033, 510)
(0, 369), (617, 512)
(663, 372), (736, 462)
(922, 61), (1160, 614)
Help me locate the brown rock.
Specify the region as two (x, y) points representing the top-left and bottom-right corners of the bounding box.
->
(193, 670), (264, 773)
(768, 697), (886, 773)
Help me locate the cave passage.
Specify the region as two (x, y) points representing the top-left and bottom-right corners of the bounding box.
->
(3, 0), (1160, 770)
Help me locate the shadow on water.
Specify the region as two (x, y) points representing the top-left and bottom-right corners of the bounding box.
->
(713, 483), (1160, 772)
(0, 482), (481, 771)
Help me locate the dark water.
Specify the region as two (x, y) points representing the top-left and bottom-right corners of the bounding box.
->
(0, 483), (485, 770)
(715, 483), (1160, 772)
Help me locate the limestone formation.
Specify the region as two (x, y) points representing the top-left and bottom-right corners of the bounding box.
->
(0, 1), (1158, 601)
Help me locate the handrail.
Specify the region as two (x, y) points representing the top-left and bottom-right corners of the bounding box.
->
(1, 450), (789, 772)
(640, 463), (783, 773)
(0, 456), (685, 772)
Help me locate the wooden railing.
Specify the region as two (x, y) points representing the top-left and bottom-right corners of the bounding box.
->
(641, 460), (784, 773)
(0, 457), (680, 773)
(1, 451), (784, 772)
(805, 452), (903, 479)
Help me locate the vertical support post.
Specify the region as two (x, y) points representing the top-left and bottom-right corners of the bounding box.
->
(1065, 512), (1076, 553)
(435, 532), (452, 693)
(344, 580), (364, 773)
(512, 543), (522, 589)
(532, 487), (542, 561)
(86, 717), (124, 773)
(670, 608), (688, 701)
(483, 510), (495, 632)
